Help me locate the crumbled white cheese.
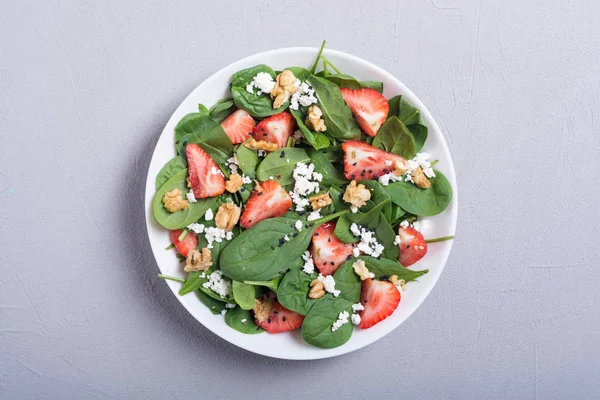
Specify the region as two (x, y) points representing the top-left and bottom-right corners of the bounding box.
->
(225, 303), (236, 309)
(268, 176), (274, 180)
(187, 223), (205, 234)
(385, 160), (393, 166)
(290, 81), (318, 111)
(241, 175), (252, 185)
(286, 159), (290, 163)
(226, 156), (239, 174)
(204, 209), (214, 221)
(202, 270), (232, 298)
(293, 130), (304, 140)
(400, 220), (410, 229)
(258, 150), (267, 157)
(246, 72), (275, 95)
(350, 223), (385, 258)
(351, 313), (361, 325)
(379, 152), (436, 187)
(221, 309), (227, 315)
(350, 206), (358, 214)
(352, 247), (360, 257)
(241, 318), (247, 323)
(210, 166), (223, 176)
(186, 190), (197, 203)
(204, 226), (232, 249)
(318, 274), (340, 297)
(289, 162), (321, 212)
(394, 235), (401, 245)
(225, 231), (233, 241)
(301, 250), (315, 274)
(295, 220), (303, 232)
(284, 235), (290, 242)
(352, 303), (365, 312)
(307, 210), (321, 221)
(332, 311), (350, 332)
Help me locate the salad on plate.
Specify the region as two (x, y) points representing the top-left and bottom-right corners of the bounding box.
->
(153, 42), (454, 349)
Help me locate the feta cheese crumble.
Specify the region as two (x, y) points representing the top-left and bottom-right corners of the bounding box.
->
(290, 81), (318, 111)
(332, 311), (350, 332)
(204, 209), (214, 221)
(350, 303), (364, 325)
(226, 156), (239, 174)
(295, 220), (303, 232)
(246, 72), (275, 95)
(187, 223), (205, 234)
(186, 190), (197, 203)
(394, 235), (401, 245)
(378, 152), (436, 186)
(301, 250), (315, 274)
(318, 274), (340, 297)
(350, 223), (385, 258)
(258, 149), (267, 157)
(221, 309), (227, 316)
(204, 226), (233, 249)
(352, 303), (365, 312)
(351, 313), (361, 325)
(225, 303), (236, 309)
(202, 270), (232, 298)
(307, 210), (321, 221)
(289, 162), (322, 212)
(241, 175), (252, 185)
(210, 166), (224, 176)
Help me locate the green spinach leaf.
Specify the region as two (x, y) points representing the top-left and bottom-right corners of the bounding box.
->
(244, 275), (284, 290)
(196, 290), (228, 314)
(387, 95), (428, 152)
(372, 116), (415, 159)
(208, 98), (236, 123)
(375, 214), (399, 260)
(333, 200), (388, 243)
(224, 307), (263, 334)
(328, 185), (349, 212)
(232, 281), (256, 310)
(153, 169), (216, 229)
(256, 148), (309, 185)
(235, 142), (259, 179)
(230, 65), (287, 118)
(324, 75), (384, 94)
(350, 256), (429, 280)
(360, 81), (384, 93)
(290, 108), (331, 150)
(384, 170), (452, 216)
(306, 148), (346, 187)
(198, 104), (209, 115)
(174, 112), (233, 164)
(155, 155), (187, 189)
(277, 267), (317, 315)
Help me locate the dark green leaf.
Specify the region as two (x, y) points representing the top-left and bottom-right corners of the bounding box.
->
(198, 104), (209, 115)
(360, 80), (384, 93)
(208, 98), (236, 123)
(174, 113), (234, 164)
(224, 307), (264, 334)
(232, 281), (256, 310)
(235, 142), (259, 179)
(333, 200), (388, 243)
(306, 148), (346, 187)
(256, 148), (309, 185)
(230, 65), (288, 118)
(387, 95), (428, 152)
(196, 290), (228, 314)
(372, 116), (415, 159)
(277, 267), (317, 315)
(375, 214), (399, 260)
(384, 170), (452, 216)
(350, 256), (429, 280)
(244, 275), (284, 290)
(155, 155), (187, 189)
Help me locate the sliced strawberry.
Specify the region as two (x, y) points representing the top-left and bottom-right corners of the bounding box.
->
(254, 293), (304, 333)
(240, 180), (292, 228)
(220, 109), (255, 144)
(310, 222), (356, 276)
(186, 143), (225, 198)
(341, 140), (404, 180)
(397, 226), (427, 267)
(251, 111), (296, 148)
(359, 278), (401, 329)
(340, 88), (389, 137)
(170, 230), (198, 258)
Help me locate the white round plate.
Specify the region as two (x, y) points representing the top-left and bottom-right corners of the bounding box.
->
(145, 47), (457, 360)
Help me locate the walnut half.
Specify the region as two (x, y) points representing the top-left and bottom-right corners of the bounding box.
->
(309, 279), (326, 299)
(342, 180), (371, 209)
(184, 248), (212, 272)
(225, 173), (243, 193)
(309, 193), (332, 211)
(271, 70), (298, 109)
(244, 138), (278, 152)
(411, 167), (431, 189)
(305, 105), (326, 132)
(162, 188), (189, 213)
(214, 203), (241, 232)
(352, 259), (374, 281)
(253, 296), (274, 322)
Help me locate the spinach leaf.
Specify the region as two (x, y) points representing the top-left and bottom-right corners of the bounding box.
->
(324, 75), (384, 94)
(208, 98), (236, 123)
(238, 183), (253, 203)
(372, 116), (415, 159)
(285, 66), (312, 81)
(224, 307), (263, 334)
(350, 256), (429, 280)
(196, 290), (228, 315)
(328, 185), (349, 212)
(235, 142), (259, 178)
(153, 169), (217, 229)
(290, 108), (331, 150)
(174, 112), (233, 164)
(390, 204), (407, 225)
(333, 200), (388, 243)
(384, 170), (452, 216)
(301, 261), (361, 349)
(255, 148), (309, 185)
(387, 95), (428, 152)
(198, 104), (209, 115)
(360, 81), (384, 93)
(180, 270), (234, 302)
(244, 275), (284, 290)
(277, 267), (317, 315)
(219, 211), (348, 282)
(230, 65), (287, 118)
(306, 76), (361, 141)
(375, 214), (399, 260)
(232, 281), (256, 310)
(155, 155), (187, 189)
(360, 180), (393, 224)
(306, 148), (346, 187)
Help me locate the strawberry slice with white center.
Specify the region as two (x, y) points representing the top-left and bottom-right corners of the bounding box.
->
(220, 109), (255, 144)
(310, 222), (356, 276)
(254, 293), (305, 333)
(170, 229), (198, 258)
(341, 140), (405, 180)
(185, 143), (225, 198)
(240, 180), (292, 229)
(397, 226), (427, 267)
(359, 278), (401, 329)
(251, 111), (296, 148)
(340, 88), (389, 137)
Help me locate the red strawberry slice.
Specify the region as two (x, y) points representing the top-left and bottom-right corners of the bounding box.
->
(254, 293), (304, 333)
(341, 140), (405, 180)
(240, 180), (292, 228)
(311, 222), (356, 276)
(359, 278), (401, 329)
(251, 111), (296, 148)
(340, 88), (389, 137)
(397, 226), (428, 267)
(220, 109), (255, 144)
(170, 230), (198, 258)
(186, 143), (225, 198)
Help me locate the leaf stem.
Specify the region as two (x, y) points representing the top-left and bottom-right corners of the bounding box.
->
(310, 40), (327, 74)
(178, 229), (188, 242)
(430, 159), (439, 167)
(321, 57), (342, 75)
(157, 274), (186, 283)
(425, 235), (455, 243)
(165, 243), (175, 250)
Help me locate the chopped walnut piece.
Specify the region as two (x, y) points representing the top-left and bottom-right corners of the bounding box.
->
(162, 188), (189, 213)
(309, 279), (326, 299)
(389, 274), (406, 290)
(244, 138), (278, 152)
(352, 259), (373, 281)
(271, 70), (298, 109)
(309, 193), (332, 210)
(393, 159), (409, 176)
(225, 173), (243, 193)
(214, 203), (241, 232)
(253, 296), (274, 322)
(342, 180), (371, 209)
(305, 105), (327, 132)
(184, 248), (212, 272)
(411, 167), (431, 189)
(253, 180), (263, 193)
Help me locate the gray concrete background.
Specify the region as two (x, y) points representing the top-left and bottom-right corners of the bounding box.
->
(1, 0), (599, 398)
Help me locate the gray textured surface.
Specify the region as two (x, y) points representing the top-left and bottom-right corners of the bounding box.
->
(1, 0), (599, 398)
